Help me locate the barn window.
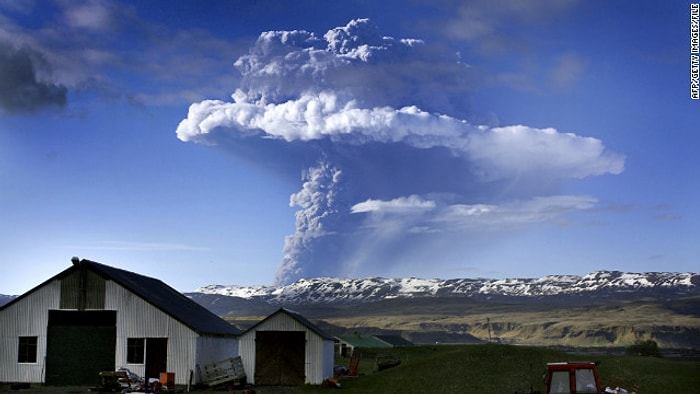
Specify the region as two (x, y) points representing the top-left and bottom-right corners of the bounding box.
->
(127, 338), (145, 364)
(18, 336), (38, 363)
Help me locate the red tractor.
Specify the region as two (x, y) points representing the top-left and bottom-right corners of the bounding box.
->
(544, 362), (602, 394)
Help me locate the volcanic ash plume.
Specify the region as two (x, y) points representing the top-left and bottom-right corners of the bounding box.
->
(176, 19), (625, 285)
(276, 160), (343, 285)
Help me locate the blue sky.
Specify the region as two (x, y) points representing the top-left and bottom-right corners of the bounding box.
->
(1, 0), (697, 294)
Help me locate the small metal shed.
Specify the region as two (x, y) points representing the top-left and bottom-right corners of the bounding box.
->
(336, 333), (392, 357)
(238, 308), (334, 385)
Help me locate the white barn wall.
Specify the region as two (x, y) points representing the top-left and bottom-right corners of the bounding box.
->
(0, 281), (60, 383)
(305, 329), (333, 385)
(106, 281), (238, 385)
(238, 332), (256, 384)
(195, 336), (240, 384)
(196, 335), (238, 367)
(319, 340), (334, 383)
(107, 281), (197, 385)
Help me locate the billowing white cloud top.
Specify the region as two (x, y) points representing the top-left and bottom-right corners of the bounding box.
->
(176, 19), (626, 285)
(177, 93), (623, 181)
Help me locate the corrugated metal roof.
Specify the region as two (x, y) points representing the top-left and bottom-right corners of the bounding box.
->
(244, 307), (334, 340)
(86, 260), (240, 336)
(337, 334), (392, 348)
(373, 335), (414, 347)
(1, 259), (239, 337)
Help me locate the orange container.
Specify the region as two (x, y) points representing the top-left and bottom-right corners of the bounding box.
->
(159, 372), (175, 388)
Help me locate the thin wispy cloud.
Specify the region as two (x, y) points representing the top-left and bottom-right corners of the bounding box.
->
(62, 0), (118, 31)
(441, 0), (580, 55)
(548, 52), (588, 91)
(67, 240), (209, 252)
(351, 195), (437, 214)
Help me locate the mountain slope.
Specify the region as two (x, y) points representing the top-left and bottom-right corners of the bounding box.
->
(188, 271), (700, 349)
(195, 270), (699, 305)
(0, 294), (15, 308)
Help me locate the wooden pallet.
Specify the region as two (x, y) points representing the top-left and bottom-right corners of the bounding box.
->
(201, 356), (247, 387)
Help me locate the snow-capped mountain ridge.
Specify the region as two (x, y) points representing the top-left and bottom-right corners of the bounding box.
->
(196, 270), (699, 305)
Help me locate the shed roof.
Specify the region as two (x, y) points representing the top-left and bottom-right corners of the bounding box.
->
(1, 259), (239, 337)
(244, 307), (334, 341)
(373, 335), (414, 347)
(337, 334), (392, 349)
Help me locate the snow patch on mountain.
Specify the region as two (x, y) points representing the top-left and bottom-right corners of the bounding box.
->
(196, 271), (698, 304)
(0, 294), (18, 307)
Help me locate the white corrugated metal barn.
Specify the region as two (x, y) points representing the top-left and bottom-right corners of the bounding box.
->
(239, 308), (334, 385)
(0, 259), (240, 386)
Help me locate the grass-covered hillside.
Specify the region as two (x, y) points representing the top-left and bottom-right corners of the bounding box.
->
(225, 296), (700, 349)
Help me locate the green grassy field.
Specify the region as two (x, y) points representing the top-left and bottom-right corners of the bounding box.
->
(1, 344), (695, 393)
(292, 344), (699, 393)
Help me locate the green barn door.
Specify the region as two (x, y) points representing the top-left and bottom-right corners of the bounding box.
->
(45, 311), (116, 386)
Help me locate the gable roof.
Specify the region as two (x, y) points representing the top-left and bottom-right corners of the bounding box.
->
(1, 259), (239, 337)
(243, 307), (334, 340)
(373, 335), (414, 347)
(337, 334), (392, 348)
